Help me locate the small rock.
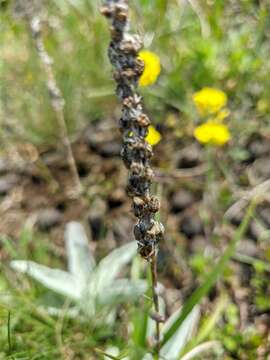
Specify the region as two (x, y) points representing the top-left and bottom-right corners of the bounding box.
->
(177, 144), (201, 169)
(108, 188), (126, 209)
(259, 207), (270, 227)
(36, 208), (62, 230)
(180, 214), (203, 238)
(171, 190), (194, 213)
(84, 123), (121, 158)
(248, 220), (266, 241)
(252, 158), (270, 180)
(189, 235), (207, 253)
(248, 138), (270, 160)
(98, 142), (121, 158)
(164, 288), (182, 313)
(0, 157), (9, 174)
(0, 174), (19, 195)
(237, 239), (258, 257)
(41, 150), (65, 166)
(84, 125), (103, 149)
(113, 215), (133, 244)
(227, 210), (244, 227)
(239, 264), (253, 287)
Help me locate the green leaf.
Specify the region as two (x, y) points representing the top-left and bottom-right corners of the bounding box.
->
(181, 295), (228, 357)
(180, 341), (223, 360)
(97, 279), (147, 307)
(195, 295), (227, 345)
(93, 241), (138, 292)
(47, 306), (79, 319)
(161, 202), (255, 347)
(65, 221), (95, 282)
(132, 307), (149, 349)
(94, 348), (120, 360)
(161, 305), (200, 359)
(10, 260), (82, 300)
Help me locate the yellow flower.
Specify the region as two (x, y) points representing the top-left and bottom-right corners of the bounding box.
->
(194, 121), (231, 146)
(193, 87), (227, 116)
(138, 50), (161, 87)
(146, 126), (161, 146)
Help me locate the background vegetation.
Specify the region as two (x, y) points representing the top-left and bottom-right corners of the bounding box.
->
(1, 0), (270, 359)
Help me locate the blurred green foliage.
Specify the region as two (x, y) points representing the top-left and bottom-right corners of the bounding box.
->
(1, 0), (270, 144)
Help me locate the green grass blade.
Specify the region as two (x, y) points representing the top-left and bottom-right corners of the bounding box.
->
(180, 295), (228, 357)
(94, 348), (120, 360)
(161, 202), (256, 347)
(195, 295), (227, 345)
(132, 307), (149, 349)
(7, 311), (12, 352)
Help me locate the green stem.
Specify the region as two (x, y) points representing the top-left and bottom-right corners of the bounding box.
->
(150, 254), (160, 359)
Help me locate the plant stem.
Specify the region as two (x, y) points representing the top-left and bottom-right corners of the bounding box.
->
(150, 252), (160, 358)
(29, 16), (82, 197)
(7, 311), (12, 352)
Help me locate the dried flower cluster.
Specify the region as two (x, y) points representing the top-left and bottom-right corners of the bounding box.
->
(101, 0), (164, 260)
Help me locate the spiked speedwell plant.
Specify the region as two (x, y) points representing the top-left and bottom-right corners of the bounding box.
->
(100, 0), (164, 261)
(101, 0), (165, 353)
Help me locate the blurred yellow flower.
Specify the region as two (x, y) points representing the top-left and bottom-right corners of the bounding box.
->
(146, 126), (161, 146)
(138, 50), (161, 87)
(194, 121), (231, 146)
(165, 113), (178, 128)
(257, 99), (269, 114)
(193, 87), (227, 116)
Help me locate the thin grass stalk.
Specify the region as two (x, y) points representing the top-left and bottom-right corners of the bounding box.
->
(14, 0), (82, 196)
(150, 252), (160, 356)
(101, 1), (164, 355)
(28, 16), (82, 196)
